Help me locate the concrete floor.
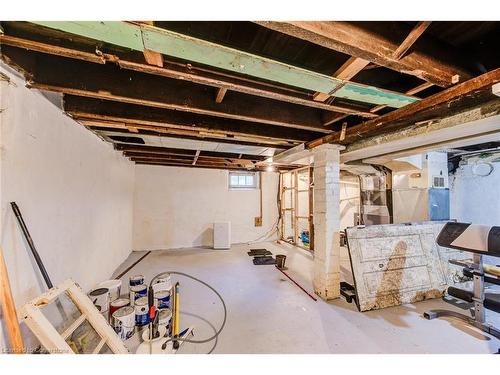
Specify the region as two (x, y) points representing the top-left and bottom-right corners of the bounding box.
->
(112, 242), (500, 354)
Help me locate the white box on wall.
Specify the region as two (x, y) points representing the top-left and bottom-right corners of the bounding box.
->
(213, 222), (231, 249)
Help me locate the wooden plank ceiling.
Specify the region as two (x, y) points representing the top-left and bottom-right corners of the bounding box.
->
(0, 21), (499, 170)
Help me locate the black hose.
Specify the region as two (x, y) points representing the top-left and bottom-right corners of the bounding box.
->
(148, 271), (227, 351)
(10, 202), (53, 289)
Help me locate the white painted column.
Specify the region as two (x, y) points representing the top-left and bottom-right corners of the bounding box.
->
(312, 144), (344, 300)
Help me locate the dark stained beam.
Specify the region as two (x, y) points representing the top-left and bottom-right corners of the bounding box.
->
(392, 21), (432, 60)
(308, 68), (500, 147)
(63, 95), (323, 143)
(0, 46), (332, 133)
(0, 33), (377, 117)
(256, 21), (472, 87)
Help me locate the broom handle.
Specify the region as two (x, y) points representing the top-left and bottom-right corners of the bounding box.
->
(0, 246), (24, 353)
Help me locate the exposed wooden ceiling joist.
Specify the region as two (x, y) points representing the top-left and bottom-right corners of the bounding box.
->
(324, 81), (435, 126)
(215, 87), (227, 103)
(0, 34), (377, 118)
(30, 21), (418, 108)
(392, 21), (432, 60)
(313, 57), (370, 102)
(63, 95), (322, 143)
(1, 46), (336, 133)
(139, 21), (164, 67)
(307, 68), (500, 148)
(255, 21), (473, 87)
(114, 144), (268, 161)
(102, 128), (293, 150)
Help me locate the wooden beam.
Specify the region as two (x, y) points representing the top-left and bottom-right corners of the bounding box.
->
(115, 145), (267, 161)
(1, 47), (335, 133)
(0, 33), (377, 118)
(392, 21), (432, 60)
(317, 25), (433, 121)
(0, 246), (24, 353)
(139, 21), (163, 67)
(134, 160), (265, 171)
(30, 21), (418, 108)
(313, 57), (370, 102)
(192, 150), (201, 165)
(63, 95), (323, 143)
(215, 87), (227, 103)
(324, 81), (435, 126)
(102, 128), (293, 150)
(307, 68), (500, 147)
(405, 81), (434, 96)
(256, 21), (472, 87)
(342, 100), (500, 163)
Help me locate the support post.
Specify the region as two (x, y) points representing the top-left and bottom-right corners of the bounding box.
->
(312, 144), (344, 300)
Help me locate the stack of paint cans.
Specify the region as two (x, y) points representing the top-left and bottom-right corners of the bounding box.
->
(129, 275), (147, 307)
(127, 275), (151, 329)
(153, 274), (172, 331)
(107, 274), (174, 341)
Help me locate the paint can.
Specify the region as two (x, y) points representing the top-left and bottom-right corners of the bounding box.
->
(129, 275), (145, 289)
(112, 306), (135, 341)
(88, 287), (109, 315)
(134, 297), (150, 327)
(152, 274), (172, 293)
(109, 298), (130, 321)
(98, 279), (122, 302)
(154, 290), (170, 309)
(129, 284), (147, 306)
(158, 308), (172, 330)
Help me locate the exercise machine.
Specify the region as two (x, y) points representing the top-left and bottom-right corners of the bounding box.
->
(424, 222), (500, 340)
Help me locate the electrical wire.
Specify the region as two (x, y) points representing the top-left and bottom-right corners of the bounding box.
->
(245, 174), (282, 245)
(148, 271), (227, 350)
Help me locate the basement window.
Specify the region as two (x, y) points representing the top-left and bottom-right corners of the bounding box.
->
(229, 172), (259, 190)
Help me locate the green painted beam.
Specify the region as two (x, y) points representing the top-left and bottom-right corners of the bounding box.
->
(32, 21), (418, 108)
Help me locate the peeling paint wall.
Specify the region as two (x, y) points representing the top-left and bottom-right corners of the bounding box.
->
(450, 161), (500, 226)
(133, 165), (279, 250)
(0, 65), (135, 350)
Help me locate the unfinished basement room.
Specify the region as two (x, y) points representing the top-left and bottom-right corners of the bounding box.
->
(1, 6), (500, 369)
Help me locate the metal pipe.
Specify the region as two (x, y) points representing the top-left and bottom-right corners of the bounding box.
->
(10, 202), (53, 289)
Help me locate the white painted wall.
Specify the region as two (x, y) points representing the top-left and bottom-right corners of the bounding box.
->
(0, 66), (135, 349)
(133, 165), (279, 250)
(450, 161), (500, 226)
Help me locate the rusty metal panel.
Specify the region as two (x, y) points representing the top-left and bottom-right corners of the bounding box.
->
(346, 222), (468, 312)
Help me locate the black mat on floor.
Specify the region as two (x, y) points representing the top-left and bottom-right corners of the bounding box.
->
(253, 256), (276, 265)
(248, 249), (272, 256)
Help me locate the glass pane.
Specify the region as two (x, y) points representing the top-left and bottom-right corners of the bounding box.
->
(66, 319), (102, 354)
(238, 176), (246, 185)
(230, 175), (238, 186)
(245, 175), (254, 186)
(41, 291), (82, 335)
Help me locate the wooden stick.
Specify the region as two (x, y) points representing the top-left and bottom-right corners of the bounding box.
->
(0, 246), (24, 353)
